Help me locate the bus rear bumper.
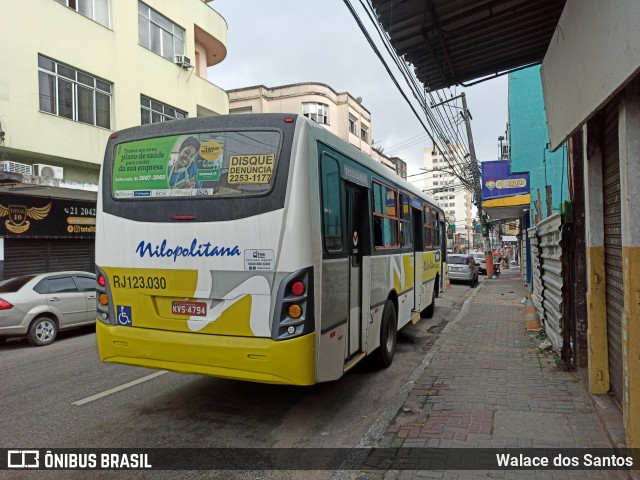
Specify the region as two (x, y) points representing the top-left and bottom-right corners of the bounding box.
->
(96, 322), (317, 385)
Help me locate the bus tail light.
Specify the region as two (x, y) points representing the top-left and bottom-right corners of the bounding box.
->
(291, 281), (305, 296)
(288, 304), (302, 319)
(272, 267), (314, 340)
(95, 267), (116, 325)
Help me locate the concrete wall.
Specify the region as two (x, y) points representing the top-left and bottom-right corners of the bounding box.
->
(541, 0), (640, 150)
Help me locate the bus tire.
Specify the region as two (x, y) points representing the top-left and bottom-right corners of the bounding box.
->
(422, 286), (435, 318)
(373, 300), (397, 368)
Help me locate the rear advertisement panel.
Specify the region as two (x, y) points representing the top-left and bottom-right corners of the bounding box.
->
(112, 131), (279, 199)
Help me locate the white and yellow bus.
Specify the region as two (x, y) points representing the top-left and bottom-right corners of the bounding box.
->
(95, 113), (446, 385)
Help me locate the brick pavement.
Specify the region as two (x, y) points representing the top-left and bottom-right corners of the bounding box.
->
(346, 268), (635, 480)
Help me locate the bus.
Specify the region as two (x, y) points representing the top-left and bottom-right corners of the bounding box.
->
(95, 113), (447, 385)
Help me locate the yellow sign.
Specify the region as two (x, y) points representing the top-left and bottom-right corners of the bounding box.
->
(199, 141), (223, 161)
(228, 154), (275, 184)
(496, 178), (527, 189)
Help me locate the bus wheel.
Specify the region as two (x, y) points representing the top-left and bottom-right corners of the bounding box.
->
(422, 287), (435, 319)
(373, 300), (397, 368)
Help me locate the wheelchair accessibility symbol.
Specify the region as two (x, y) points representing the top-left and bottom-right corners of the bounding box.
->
(117, 306), (132, 326)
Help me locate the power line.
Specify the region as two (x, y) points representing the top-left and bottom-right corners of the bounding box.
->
(344, 0), (481, 200)
(343, 0), (437, 149)
(383, 132), (430, 151)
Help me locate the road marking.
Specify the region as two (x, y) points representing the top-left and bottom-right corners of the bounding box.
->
(72, 371), (168, 406)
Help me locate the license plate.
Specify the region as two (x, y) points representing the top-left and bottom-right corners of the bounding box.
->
(171, 301), (207, 316)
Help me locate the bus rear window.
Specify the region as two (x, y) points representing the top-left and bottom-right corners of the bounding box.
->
(111, 130), (281, 199)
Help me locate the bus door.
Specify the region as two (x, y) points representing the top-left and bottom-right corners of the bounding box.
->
(440, 217), (447, 293)
(346, 183), (369, 358)
(412, 206), (425, 311)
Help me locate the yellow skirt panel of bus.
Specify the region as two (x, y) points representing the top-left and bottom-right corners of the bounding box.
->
(96, 322), (317, 386)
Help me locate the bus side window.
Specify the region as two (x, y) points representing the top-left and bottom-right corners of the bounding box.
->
(433, 211), (440, 247)
(424, 205), (432, 247)
(372, 181), (399, 249)
(321, 155), (343, 252)
(399, 194), (412, 249)
(373, 216), (383, 246)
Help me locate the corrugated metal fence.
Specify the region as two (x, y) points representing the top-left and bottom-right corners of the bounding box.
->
(527, 213), (564, 354)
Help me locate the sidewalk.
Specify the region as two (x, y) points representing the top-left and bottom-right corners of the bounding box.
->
(351, 267), (633, 480)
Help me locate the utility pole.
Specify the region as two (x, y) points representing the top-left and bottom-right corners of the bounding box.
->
(460, 92), (495, 276)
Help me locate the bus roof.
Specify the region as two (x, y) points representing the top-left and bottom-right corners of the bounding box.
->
(301, 115), (442, 212)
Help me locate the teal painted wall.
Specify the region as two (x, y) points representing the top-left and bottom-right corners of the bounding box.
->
(509, 66), (569, 219)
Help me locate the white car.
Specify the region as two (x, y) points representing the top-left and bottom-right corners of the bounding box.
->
(470, 253), (487, 274)
(0, 272), (96, 346)
(447, 254), (479, 285)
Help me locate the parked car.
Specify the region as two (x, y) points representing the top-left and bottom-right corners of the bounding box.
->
(470, 252), (487, 274)
(0, 272), (96, 346)
(447, 254), (479, 286)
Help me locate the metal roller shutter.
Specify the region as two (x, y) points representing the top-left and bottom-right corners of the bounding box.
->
(602, 103), (624, 404)
(4, 239), (49, 278)
(49, 239), (94, 273)
(3, 238), (94, 279)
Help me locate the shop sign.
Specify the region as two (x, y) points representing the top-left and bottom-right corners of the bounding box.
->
(481, 160), (530, 200)
(0, 194), (96, 238)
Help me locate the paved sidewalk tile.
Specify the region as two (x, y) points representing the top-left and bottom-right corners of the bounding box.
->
(351, 269), (634, 480)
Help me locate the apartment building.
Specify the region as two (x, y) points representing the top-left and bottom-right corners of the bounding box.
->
(0, 0), (228, 278)
(423, 146), (474, 249)
(228, 82), (374, 154)
(370, 151), (408, 180)
(228, 82), (408, 177)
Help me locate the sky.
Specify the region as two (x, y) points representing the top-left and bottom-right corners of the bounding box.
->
(208, 0), (508, 190)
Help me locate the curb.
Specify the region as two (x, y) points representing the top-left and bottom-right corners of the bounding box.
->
(331, 283), (487, 479)
(342, 281), (486, 453)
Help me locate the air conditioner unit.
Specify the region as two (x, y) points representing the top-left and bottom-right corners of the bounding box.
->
(174, 54), (191, 68)
(0, 160), (32, 176)
(34, 164), (64, 179)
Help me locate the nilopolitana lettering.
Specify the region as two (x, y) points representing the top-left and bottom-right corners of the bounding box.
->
(136, 239), (241, 262)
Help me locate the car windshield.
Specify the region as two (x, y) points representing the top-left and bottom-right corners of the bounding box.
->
(0, 274), (37, 292)
(447, 256), (468, 265)
(471, 254), (484, 260)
